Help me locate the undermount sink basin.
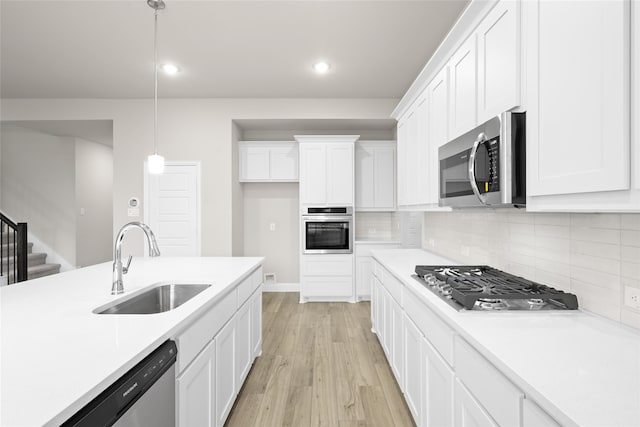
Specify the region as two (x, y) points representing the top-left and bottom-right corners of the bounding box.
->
(95, 283), (212, 314)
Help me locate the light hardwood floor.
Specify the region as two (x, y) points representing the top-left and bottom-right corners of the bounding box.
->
(225, 292), (416, 427)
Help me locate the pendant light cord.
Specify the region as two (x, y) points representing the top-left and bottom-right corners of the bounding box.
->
(153, 8), (159, 155)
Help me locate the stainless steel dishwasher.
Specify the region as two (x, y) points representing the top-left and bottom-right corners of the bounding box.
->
(62, 340), (177, 427)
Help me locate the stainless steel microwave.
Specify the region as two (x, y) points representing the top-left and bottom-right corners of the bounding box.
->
(439, 111), (526, 208)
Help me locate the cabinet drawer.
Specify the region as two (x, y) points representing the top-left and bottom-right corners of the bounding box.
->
(302, 276), (353, 297)
(302, 255), (353, 276)
(455, 336), (523, 427)
(373, 260), (382, 278)
(238, 266), (262, 305)
(404, 286), (455, 366)
(176, 288), (237, 373)
(381, 268), (403, 305)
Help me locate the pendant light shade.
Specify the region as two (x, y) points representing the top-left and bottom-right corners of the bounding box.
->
(148, 153), (165, 174)
(147, 0), (166, 175)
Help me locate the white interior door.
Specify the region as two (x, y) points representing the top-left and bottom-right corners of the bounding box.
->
(145, 162), (200, 256)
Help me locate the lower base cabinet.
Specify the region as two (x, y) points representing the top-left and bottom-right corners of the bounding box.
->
(403, 315), (422, 423)
(454, 378), (498, 427)
(215, 316), (237, 426)
(176, 267), (263, 427)
(177, 338), (216, 427)
(423, 339), (454, 427)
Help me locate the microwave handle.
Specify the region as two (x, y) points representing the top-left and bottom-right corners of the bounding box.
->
(468, 133), (490, 206)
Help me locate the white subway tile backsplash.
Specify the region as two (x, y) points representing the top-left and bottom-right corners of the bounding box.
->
(621, 214), (640, 230)
(621, 230), (640, 247)
(571, 213), (621, 229)
(423, 210), (640, 330)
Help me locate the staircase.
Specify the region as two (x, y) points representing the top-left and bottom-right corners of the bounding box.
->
(1, 217), (61, 284)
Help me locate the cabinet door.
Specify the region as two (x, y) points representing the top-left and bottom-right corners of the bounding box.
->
(215, 316), (236, 427)
(430, 67), (449, 148)
(454, 378), (498, 427)
(239, 145), (270, 181)
(299, 143), (327, 205)
(270, 144), (298, 180)
(371, 275), (379, 333)
(251, 289), (262, 358)
(449, 35), (478, 139)
(523, 398), (561, 427)
(526, 0), (630, 196)
(177, 338), (215, 427)
(373, 145), (396, 209)
(477, 0), (520, 123)
(326, 143), (354, 205)
(396, 118), (409, 207)
(414, 93), (430, 205)
(355, 144), (375, 208)
(390, 296), (404, 388)
(423, 338), (454, 427)
(381, 287), (391, 357)
(355, 256), (373, 300)
(405, 108), (419, 205)
(235, 301), (252, 387)
(403, 314), (422, 425)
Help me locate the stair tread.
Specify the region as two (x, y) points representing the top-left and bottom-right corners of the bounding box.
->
(28, 263), (61, 273)
(1, 252), (46, 261)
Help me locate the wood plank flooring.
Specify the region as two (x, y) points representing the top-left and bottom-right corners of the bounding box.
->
(225, 292), (415, 427)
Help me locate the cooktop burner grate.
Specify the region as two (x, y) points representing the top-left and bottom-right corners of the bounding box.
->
(415, 265), (579, 310)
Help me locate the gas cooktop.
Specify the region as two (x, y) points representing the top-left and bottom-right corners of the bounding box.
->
(414, 265), (579, 311)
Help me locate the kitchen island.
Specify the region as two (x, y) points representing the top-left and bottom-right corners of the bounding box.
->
(0, 256), (263, 427)
(371, 249), (640, 427)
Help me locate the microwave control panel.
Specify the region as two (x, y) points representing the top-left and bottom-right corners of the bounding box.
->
(479, 137), (500, 193)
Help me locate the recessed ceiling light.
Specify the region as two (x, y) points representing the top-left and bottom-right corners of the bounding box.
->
(313, 61), (331, 74)
(160, 63), (180, 75)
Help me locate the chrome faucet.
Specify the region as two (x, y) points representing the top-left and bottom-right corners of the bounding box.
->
(112, 222), (161, 295)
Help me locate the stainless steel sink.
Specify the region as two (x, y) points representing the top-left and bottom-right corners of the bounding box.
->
(95, 283), (211, 314)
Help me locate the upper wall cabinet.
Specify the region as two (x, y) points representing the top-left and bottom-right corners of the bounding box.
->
(477, 0), (520, 123)
(355, 141), (396, 211)
(238, 141), (298, 182)
(448, 35), (478, 140)
(297, 135), (357, 206)
(524, 0), (639, 211)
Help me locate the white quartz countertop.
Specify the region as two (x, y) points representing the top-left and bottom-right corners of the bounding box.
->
(0, 256), (263, 427)
(371, 249), (640, 427)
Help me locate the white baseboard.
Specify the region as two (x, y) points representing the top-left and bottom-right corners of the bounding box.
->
(262, 282), (300, 292)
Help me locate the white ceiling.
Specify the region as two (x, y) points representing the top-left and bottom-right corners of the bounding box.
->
(0, 0), (468, 99)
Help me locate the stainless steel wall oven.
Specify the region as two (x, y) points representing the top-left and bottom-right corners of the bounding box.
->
(301, 207), (353, 254)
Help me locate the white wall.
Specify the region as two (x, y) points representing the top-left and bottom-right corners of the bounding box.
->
(1, 98), (398, 256)
(231, 121), (244, 256)
(0, 125), (77, 266)
(423, 210), (640, 330)
(75, 138), (113, 267)
(243, 183), (299, 283)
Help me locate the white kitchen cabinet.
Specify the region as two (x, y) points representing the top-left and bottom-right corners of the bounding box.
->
(235, 299), (252, 388)
(238, 141), (298, 182)
(455, 336), (523, 427)
(355, 242), (401, 301)
(381, 286), (391, 357)
(300, 254), (354, 302)
(423, 336), (454, 427)
(297, 136), (358, 206)
(355, 141), (396, 211)
(454, 378), (498, 427)
(477, 0), (521, 123)
(449, 35), (478, 139)
(327, 143), (355, 205)
(215, 316), (236, 427)
(390, 295), (404, 388)
(403, 314), (423, 424)
(371, 275), (380, 333)
(523, 398), (561, 427)
(525, 0), (630, 197)
(250, 288), (262, 358)
(177, 338), (216, 427)
(429, 66), (449, 149)
(396, 92), (433, 208)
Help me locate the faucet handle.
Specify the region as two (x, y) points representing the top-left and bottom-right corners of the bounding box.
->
(122, 255), (133, 274)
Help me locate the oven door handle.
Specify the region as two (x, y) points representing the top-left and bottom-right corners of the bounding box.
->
(468, 132), (490, 206)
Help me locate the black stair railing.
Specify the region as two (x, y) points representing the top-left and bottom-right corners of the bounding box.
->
(0, 212), (28, 284)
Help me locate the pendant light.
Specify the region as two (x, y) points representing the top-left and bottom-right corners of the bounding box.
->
(147, 0), (165, 174)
